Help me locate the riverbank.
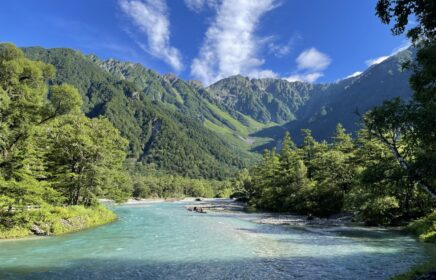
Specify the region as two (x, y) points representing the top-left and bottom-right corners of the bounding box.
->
(186, 199), (436, 280)
(185, 198), (354, 227)
(0, 205), (116, 239)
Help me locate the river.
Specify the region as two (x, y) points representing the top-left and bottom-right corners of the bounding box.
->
(0, 201), (433, 279)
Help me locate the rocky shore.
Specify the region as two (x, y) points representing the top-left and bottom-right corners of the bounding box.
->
(185, 198), (355, 227)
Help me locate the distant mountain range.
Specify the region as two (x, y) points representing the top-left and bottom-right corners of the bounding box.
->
(22, 46), (414, 178)
(205, 49), (414, 149)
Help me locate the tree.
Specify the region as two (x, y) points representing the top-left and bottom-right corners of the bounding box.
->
(376, 0), (435, 44)
(0, 44), (54, 178)
(252, 149), (281, 210)
(42, 115), (130, 206)
(348, 129), (432, 225)
(367, 0), (436, 199)
(277, 132), (310, 211)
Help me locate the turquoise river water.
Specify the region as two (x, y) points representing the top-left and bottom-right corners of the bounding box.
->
(0, 201), (433, 280)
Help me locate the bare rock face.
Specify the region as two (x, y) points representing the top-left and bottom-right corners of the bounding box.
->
(30, 224), (46, 236)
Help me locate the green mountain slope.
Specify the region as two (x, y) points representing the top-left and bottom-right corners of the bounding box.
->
(206, 75), (317, 123)
(90, 56), (274, 147)
(22, 45), (414, 176)
(22, 47), (258, 179)
(205, 48), (414, 148)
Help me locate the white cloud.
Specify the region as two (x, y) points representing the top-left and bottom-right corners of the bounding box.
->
(365, 40), (412, 67)
(284, 48), (331, 83)
(249, 69), (278, 79)
(191, 0), (278, 85)
(392, 41), (412, 54)
(296, 48), (331, 71)
(345, 71), (363, 79)
(267, 34), (302, 58)
(268, 42), (291, 57)
(286, 72), (323, 83)
(184, 0), (219, 12)
(365, 55), (389, 66)
(119, 0), (183, 71)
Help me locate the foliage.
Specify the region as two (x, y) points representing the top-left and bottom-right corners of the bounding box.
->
(42, 115), (131, 205)
(0, 205), (116, 239)
(367, 0), (436, 200)
(376, 0), (436, 44)
(23, 47), (255, 179)
(0, 44), (126, 238)
(407, 211), (436, 242)
(236, 126), (355, 217)
(130, 168), (232, 199)
(392, 258), (436, 280)
(235, 125), (434, 224)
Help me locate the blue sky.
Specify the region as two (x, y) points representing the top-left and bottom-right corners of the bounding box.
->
(0, 0), (411, 85)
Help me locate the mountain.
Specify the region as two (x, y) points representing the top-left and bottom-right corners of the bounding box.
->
(207, 75), (318, 123)
(22, 46), (414, 177)
(22, 47), (262, 179)
(88, 55), (274, 148)
(205, 48), (414, 148)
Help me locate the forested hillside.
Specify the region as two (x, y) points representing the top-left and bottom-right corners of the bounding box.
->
(206, 48), (414, 146)
(22, 45), (416, 170)
(0, 44), (125, 238)
(22, 47), (259, 179)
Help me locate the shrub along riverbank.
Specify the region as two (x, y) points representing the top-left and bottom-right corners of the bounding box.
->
(0, 44), (127, 239)
(0, 205), (116, 239)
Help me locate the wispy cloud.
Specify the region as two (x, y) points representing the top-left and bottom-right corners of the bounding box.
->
(285, 47), (331, 83)
(191, 0), (279, 85)
(365, 55), (389, 66)
(365, 40), (411, 67)
(268, 42), (291, 57)
(119, 0), (183, 71)
(344, 71), (362, 79)
(267, 33), (302, 58)
(286, 72), (323, 83)
(184, 0), (219, 12)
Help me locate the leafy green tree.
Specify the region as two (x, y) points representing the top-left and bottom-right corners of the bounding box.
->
(348, 129), (432, 225)
(367, 0), (436, 199)
(232, 168), (254, 201)
(376, 0), (435, 44)
(42, 115), (130, 206)
(0, 44), (54, 178)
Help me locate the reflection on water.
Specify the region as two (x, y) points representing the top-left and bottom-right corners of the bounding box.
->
(0, 202), (432, 280)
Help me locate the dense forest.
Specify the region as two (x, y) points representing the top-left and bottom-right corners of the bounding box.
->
(0, 44), (234, 238)
(22, 47), (255, 180)
(232, 0), (436, 243)
(0, 0), (434, 252)
(233, 126), (434, 241)
(0, 45), (127, 237)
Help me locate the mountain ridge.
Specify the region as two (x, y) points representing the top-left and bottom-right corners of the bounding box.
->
(21, 45), (414, 176)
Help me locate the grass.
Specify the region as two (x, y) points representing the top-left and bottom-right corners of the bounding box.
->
(391, 249), (436, 280)
(0, 204), (117, 239)
(206, 102), (251, 135)
(203, 102), (275, 152)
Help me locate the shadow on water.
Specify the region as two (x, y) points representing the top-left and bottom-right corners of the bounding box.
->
(0, 204), (430, 280)
(0, 253), (412, 280)
(233, 220), (407, 239)
(235, 224), (421, 250)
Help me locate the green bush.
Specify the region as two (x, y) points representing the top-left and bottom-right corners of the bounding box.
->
(0, 205), (116, 239)
(407, 211), (436, 242)
(358, 196), (400, 226)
